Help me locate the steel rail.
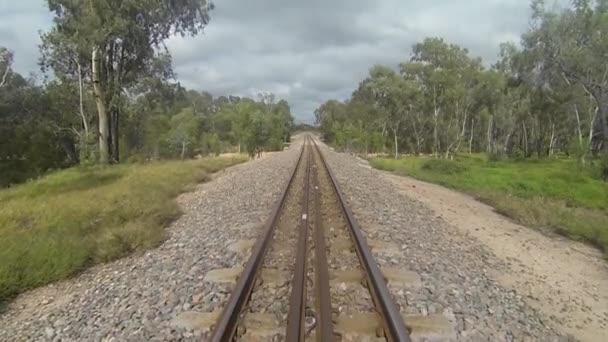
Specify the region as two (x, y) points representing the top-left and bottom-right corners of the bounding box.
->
(311, 144), (335, 341)
(311, 138), (412, 342)
(210, 138), (308, 342)
(285, 136), (312, 341)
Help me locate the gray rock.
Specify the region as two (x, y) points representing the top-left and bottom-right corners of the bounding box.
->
(0, 138), (303, 341)
(44, 327), (55, 339)
(321, 142), (566, 341)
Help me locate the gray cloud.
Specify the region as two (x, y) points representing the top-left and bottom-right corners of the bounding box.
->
(2, 0), (542, 122)
(0, 2), (52, 76)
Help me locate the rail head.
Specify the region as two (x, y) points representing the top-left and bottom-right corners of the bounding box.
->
(310, 137), (412, 342)
(210, 138), (308, 342)
(285, 135), (312, 341)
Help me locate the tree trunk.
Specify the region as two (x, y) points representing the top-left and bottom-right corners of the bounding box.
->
(92, 48), (110, 165)
(522, 121), (529, 157)
(0, 58), (10, 88)
(548, 123), (556, 157)
(77, 61), (88, 137)
(469, 118), (474, 154)
(110, 107), (120, 163)
(487, 116), (493, 154)
(433, 106), (439, 157)
(181, 140), (186, 160)
(504, 132), (512, 155)
(393, 128), (399, 159)
(453, 112), (467, 155)
(574, 104), (584, 150)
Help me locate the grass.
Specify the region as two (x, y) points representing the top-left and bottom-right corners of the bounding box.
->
(370, 154), (608, 256)
(0, 156), (247, 305)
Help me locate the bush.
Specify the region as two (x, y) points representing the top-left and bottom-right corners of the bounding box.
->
(601, 154), (608, 181)
(421, 159), (469, 175)
(200, 133), (222, 156)
(267, 137), (284, 152)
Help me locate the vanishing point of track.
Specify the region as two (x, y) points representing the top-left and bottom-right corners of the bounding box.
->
(210, 135), (412, 342)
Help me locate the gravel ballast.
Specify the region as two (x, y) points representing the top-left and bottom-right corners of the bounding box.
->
(0, 135), (574, 341)
(0, 139), (303, 342)
(318, 141), (569, 341)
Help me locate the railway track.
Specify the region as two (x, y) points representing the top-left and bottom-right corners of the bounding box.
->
(209, 135), (413, 341)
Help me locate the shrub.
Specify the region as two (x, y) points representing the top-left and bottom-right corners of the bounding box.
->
(200, 133), (222, 156)
(421, 159), (469, 174)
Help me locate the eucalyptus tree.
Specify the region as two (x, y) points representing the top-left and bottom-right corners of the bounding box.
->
(528, 0), (608, 153)
(400, 38), (483, 158)
(167, 108), (201, 159)
(41, 0), (214, 164)
(315, 99), (348, 144)
(360, 65), (411, 158)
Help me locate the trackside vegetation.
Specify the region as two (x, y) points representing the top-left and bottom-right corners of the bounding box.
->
(0, 156), (246, 305)
(371, 156), (608, 256)
(316, 1), (608, 254)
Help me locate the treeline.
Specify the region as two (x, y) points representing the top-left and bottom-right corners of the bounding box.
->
(0, 0), (294, 187)
(316, 0), (607, 170)
(0, 59), (293, 186)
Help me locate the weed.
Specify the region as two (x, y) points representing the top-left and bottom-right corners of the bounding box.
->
(421, 159), (469, 174)
(0, 156), (247, 304)
(370, 155), (608, 256)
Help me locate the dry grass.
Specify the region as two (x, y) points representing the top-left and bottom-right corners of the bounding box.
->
(0, 156), (247, 304)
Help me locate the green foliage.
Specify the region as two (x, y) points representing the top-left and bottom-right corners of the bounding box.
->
(0, 156), (246, 304)
(0, 66), (79, 187)
(601, 155), (608, 181)
(0, 43), (294, 186)
(216, 95), (293, 157)
(371, 155), (608, 255)
(166, 108), (201, 159)
(199, 133), (222, 156)
(420, 159), (469, 175)
(40, 0), (215, 164)
(316, 1), (608, 164)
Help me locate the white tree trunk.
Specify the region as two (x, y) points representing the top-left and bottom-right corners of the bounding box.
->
(433, 108), (439, 157)
(77, 61), (89, 137)
(0, 64), (9, 88)
(522, 121), (528, 157)
(548, 123), (556, 157)
(393, 127), (399, 159)
(92, 48), (110, 164)
(453, 112), (468, 155)
(574, 104), (584, 149)
(469, 118), (475, 154)
(181, 140), (187, 160)
(504, 132), (512, 154)
(487, 116), (493, 154)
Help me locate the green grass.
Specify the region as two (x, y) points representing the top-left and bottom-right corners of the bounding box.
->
(370, 154), (608, 255)
(0, 156), (247, 305)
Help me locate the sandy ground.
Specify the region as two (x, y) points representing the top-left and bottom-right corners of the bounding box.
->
(375, 167), (608, 341)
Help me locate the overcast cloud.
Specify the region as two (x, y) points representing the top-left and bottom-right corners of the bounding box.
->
(1, 0), (537, 122)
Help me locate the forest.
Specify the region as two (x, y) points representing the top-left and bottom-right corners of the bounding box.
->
(315, 0), (608, 177)
(0, 0), (294, 188)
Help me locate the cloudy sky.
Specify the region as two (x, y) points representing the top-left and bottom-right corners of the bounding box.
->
(1, 0), (540, 122)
